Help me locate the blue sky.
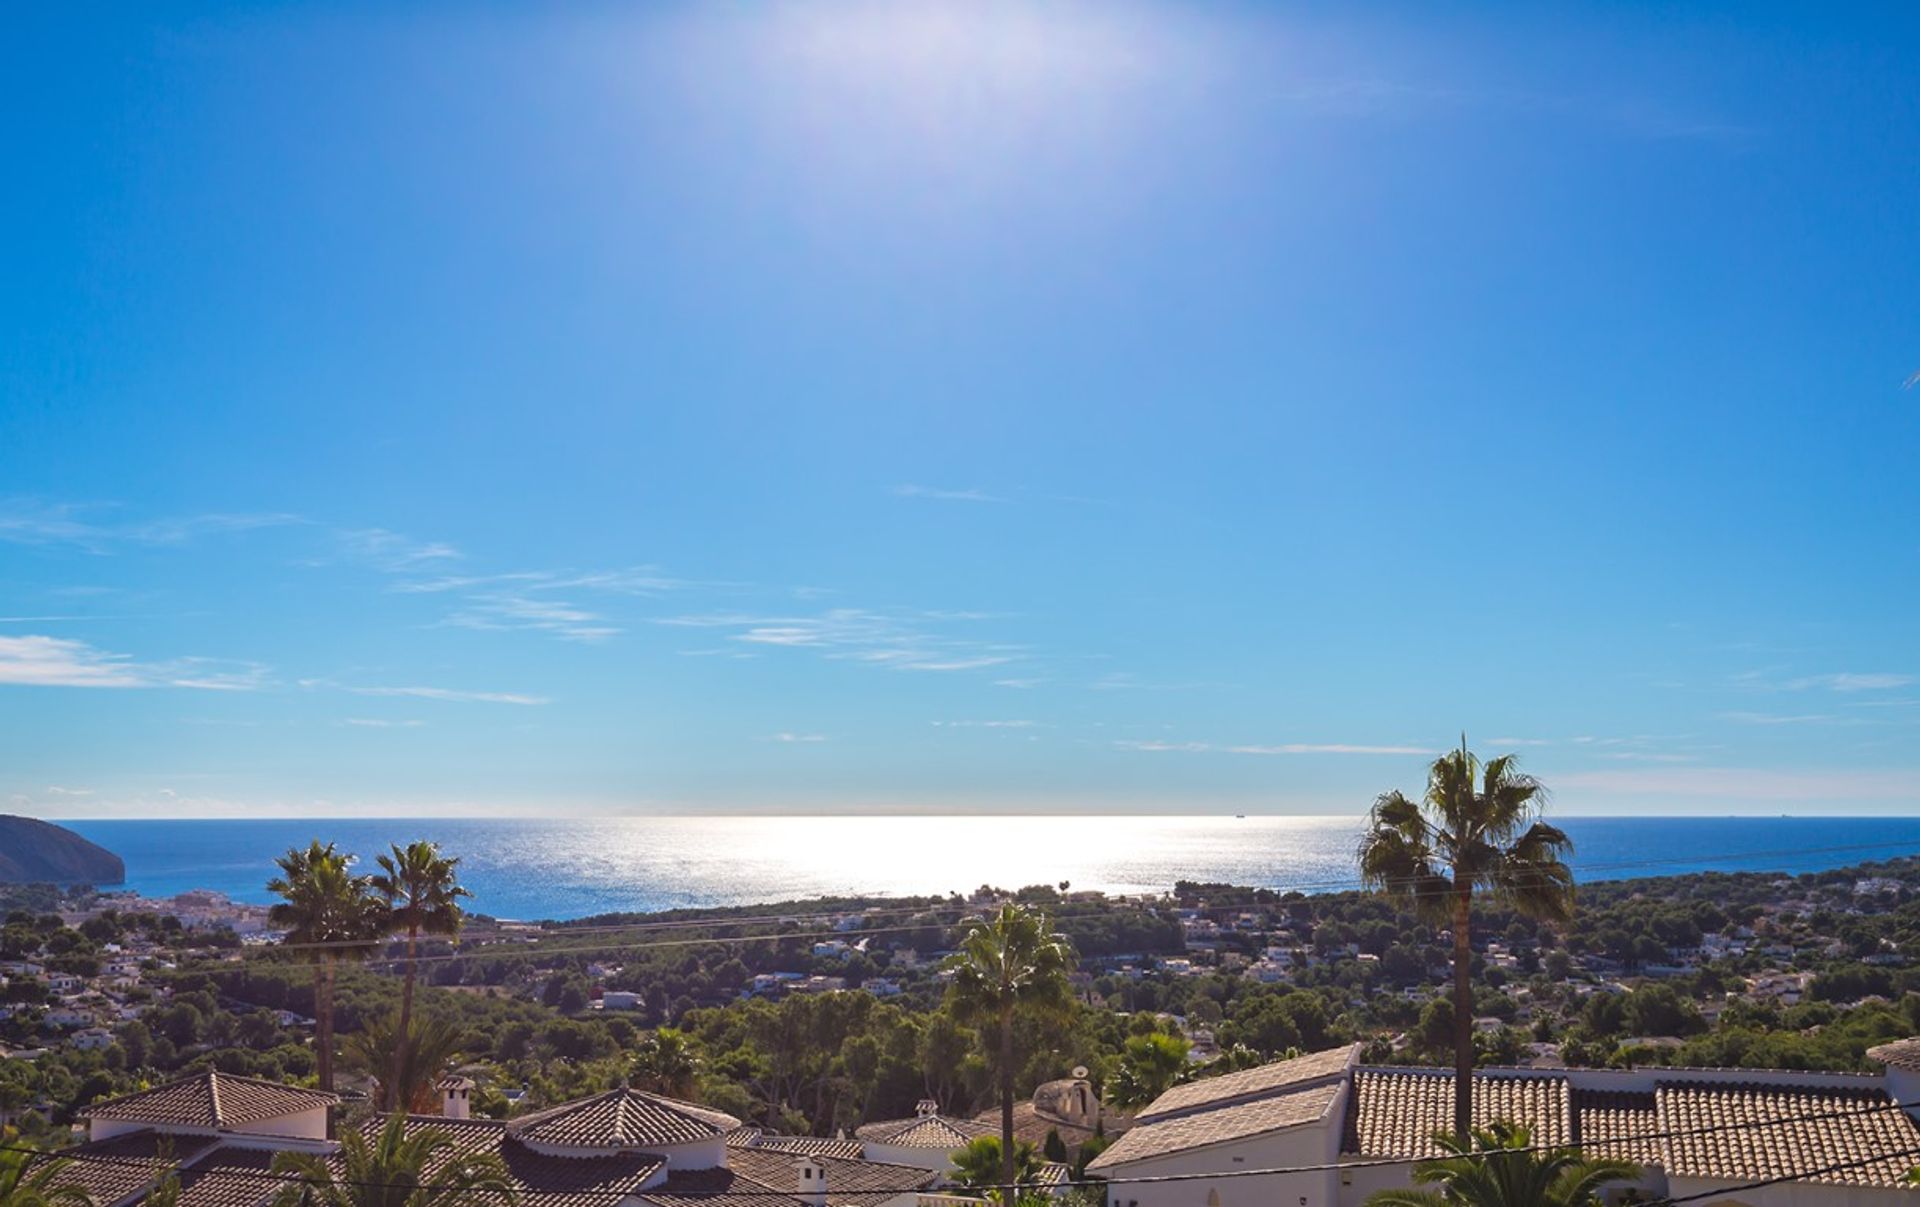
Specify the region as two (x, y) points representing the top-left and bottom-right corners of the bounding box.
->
(3, 1), (1917, 818)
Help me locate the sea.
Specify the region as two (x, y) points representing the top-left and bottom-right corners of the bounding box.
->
(56, 814), (1920, 923)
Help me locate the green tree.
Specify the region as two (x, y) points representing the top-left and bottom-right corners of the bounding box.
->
(369, 842), (469, 1103)
(1363, 1122), (1637, 1207)
(950, 1135), (1043, 1199)
(1358, 742), (1574, 1140)
(945, 903), (1077, 1196)
(0, 1147), (93, 1207)
(631, 1028), (702, 1099)
(266, 841), (384, 1091)
(346, 1012), (467, 1114)
(269, 1114), (518, 1206)
(1107, 1032), (1190, 1109)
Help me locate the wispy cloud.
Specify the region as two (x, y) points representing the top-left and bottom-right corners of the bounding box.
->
(1718, 711), (1841, 726)
(0, 635), (268, 690)
(994, 677), (1046, 689)
(443, 593), (620, 642)
(0, 501), (305, 553)
(1784, 672), (1914, 693)
(306, 681), (550, 705)
(333, 528), (462, 572)
(1117, 739), (1437, 756)
(892, 484), (1002, 503)
(340, 717), (426, 728)
(766, 731), (828, 743)
(396, 566), (705, 643)
(933, 719), (1039, 729)
(1598, 752), (1697, 763)
(657, 607), (1021, 674)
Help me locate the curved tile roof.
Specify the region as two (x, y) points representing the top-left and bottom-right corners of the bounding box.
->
(1656, 1081), (1920, 1189)
(1867, 1038), (1920, 1071)
(81, 1070), (338, 1131)
(1343, 1069), (1572, 1158)
(509, 1087), (741, 1151)
(853, 1113), (994, 1148)
(737, 1133), (867, 1160)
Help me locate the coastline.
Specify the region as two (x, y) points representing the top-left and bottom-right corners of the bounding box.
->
(54, 813), (1920, 923)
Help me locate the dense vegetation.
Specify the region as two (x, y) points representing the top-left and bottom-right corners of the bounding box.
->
(9, 853), (1920, 1150)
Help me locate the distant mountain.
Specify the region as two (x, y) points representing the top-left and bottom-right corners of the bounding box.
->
(0, 815), (125, 885)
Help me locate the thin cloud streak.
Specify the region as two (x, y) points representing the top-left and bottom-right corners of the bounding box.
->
(319, 682), (551, 705)
(1116, 739), (1437, 756)
(0, 634), (268, 691)
(891, 484), (1003, 503)
(656, 606), (1021, 674)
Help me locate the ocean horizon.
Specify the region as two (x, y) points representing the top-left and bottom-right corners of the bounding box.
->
(57, 814), (1920, 922)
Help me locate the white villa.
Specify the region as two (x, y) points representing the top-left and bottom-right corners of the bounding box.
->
(1089, 1041), (1920, 1207)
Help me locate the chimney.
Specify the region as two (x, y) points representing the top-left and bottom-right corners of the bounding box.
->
(794, 1156), (827, 1207)
(915, 1098), (939, 1118)
(440, 1075), (474, 1120)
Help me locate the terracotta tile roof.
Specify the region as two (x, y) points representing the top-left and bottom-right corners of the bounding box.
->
(1343, 1069), (1571, 1158)
(374, 1114), (668, 1207)
(855, 1113), (995, 1148)
(971, 1099), (1131, 1146)
(1088, 1082), (1342, 1170)
(726, 1143), (939, 1205)
(1868, 1038), (1920, 1072)
(123, 1115), (668, 1207)
(509, 1087), (741, 1150)
(1656, 1082), (1920, 1189)
(1570, 1090), (1661, 1165)
(154, 1144), (290, 1207)
(82, 1070), (338, 1131)
(1136, 1044), (1356, 1121)
(34, 1130), (218, 1206)
(735, 1133), (867, 1160)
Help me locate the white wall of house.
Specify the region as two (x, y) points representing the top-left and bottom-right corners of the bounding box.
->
(232, 1107), (330, 1140)
(861, 1142), (959, 1173)
(1099, 1121), (1343, 1207)
(89, 1105), (330, 1143)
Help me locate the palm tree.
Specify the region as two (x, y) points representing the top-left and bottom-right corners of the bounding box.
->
(1358, 741), (1574, 1142)
(950, 1135), (1043, 1196)
(269, 1113), (518, 1206)
(368, 842), (469, 1103)
(267, 841), (384, 1092)
(346, 1012), (468, 1113)
(0, 1148), (92, 1207)
(1107, 1032), (1190, 1110)
(1363, 1122), (1637, 1207)
(944, 903), (1077, 1200)
(630, 1028), (701, 1099)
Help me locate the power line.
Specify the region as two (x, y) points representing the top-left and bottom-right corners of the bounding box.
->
(1653, 1143), (1920, 1204)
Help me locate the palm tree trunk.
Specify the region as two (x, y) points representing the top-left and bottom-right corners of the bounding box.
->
(1000, 1007), (1016, 1201)
(1451, 881), (1473, 1142)
(390, 921), (419, 1110)
(316, 960), (335, 1091)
